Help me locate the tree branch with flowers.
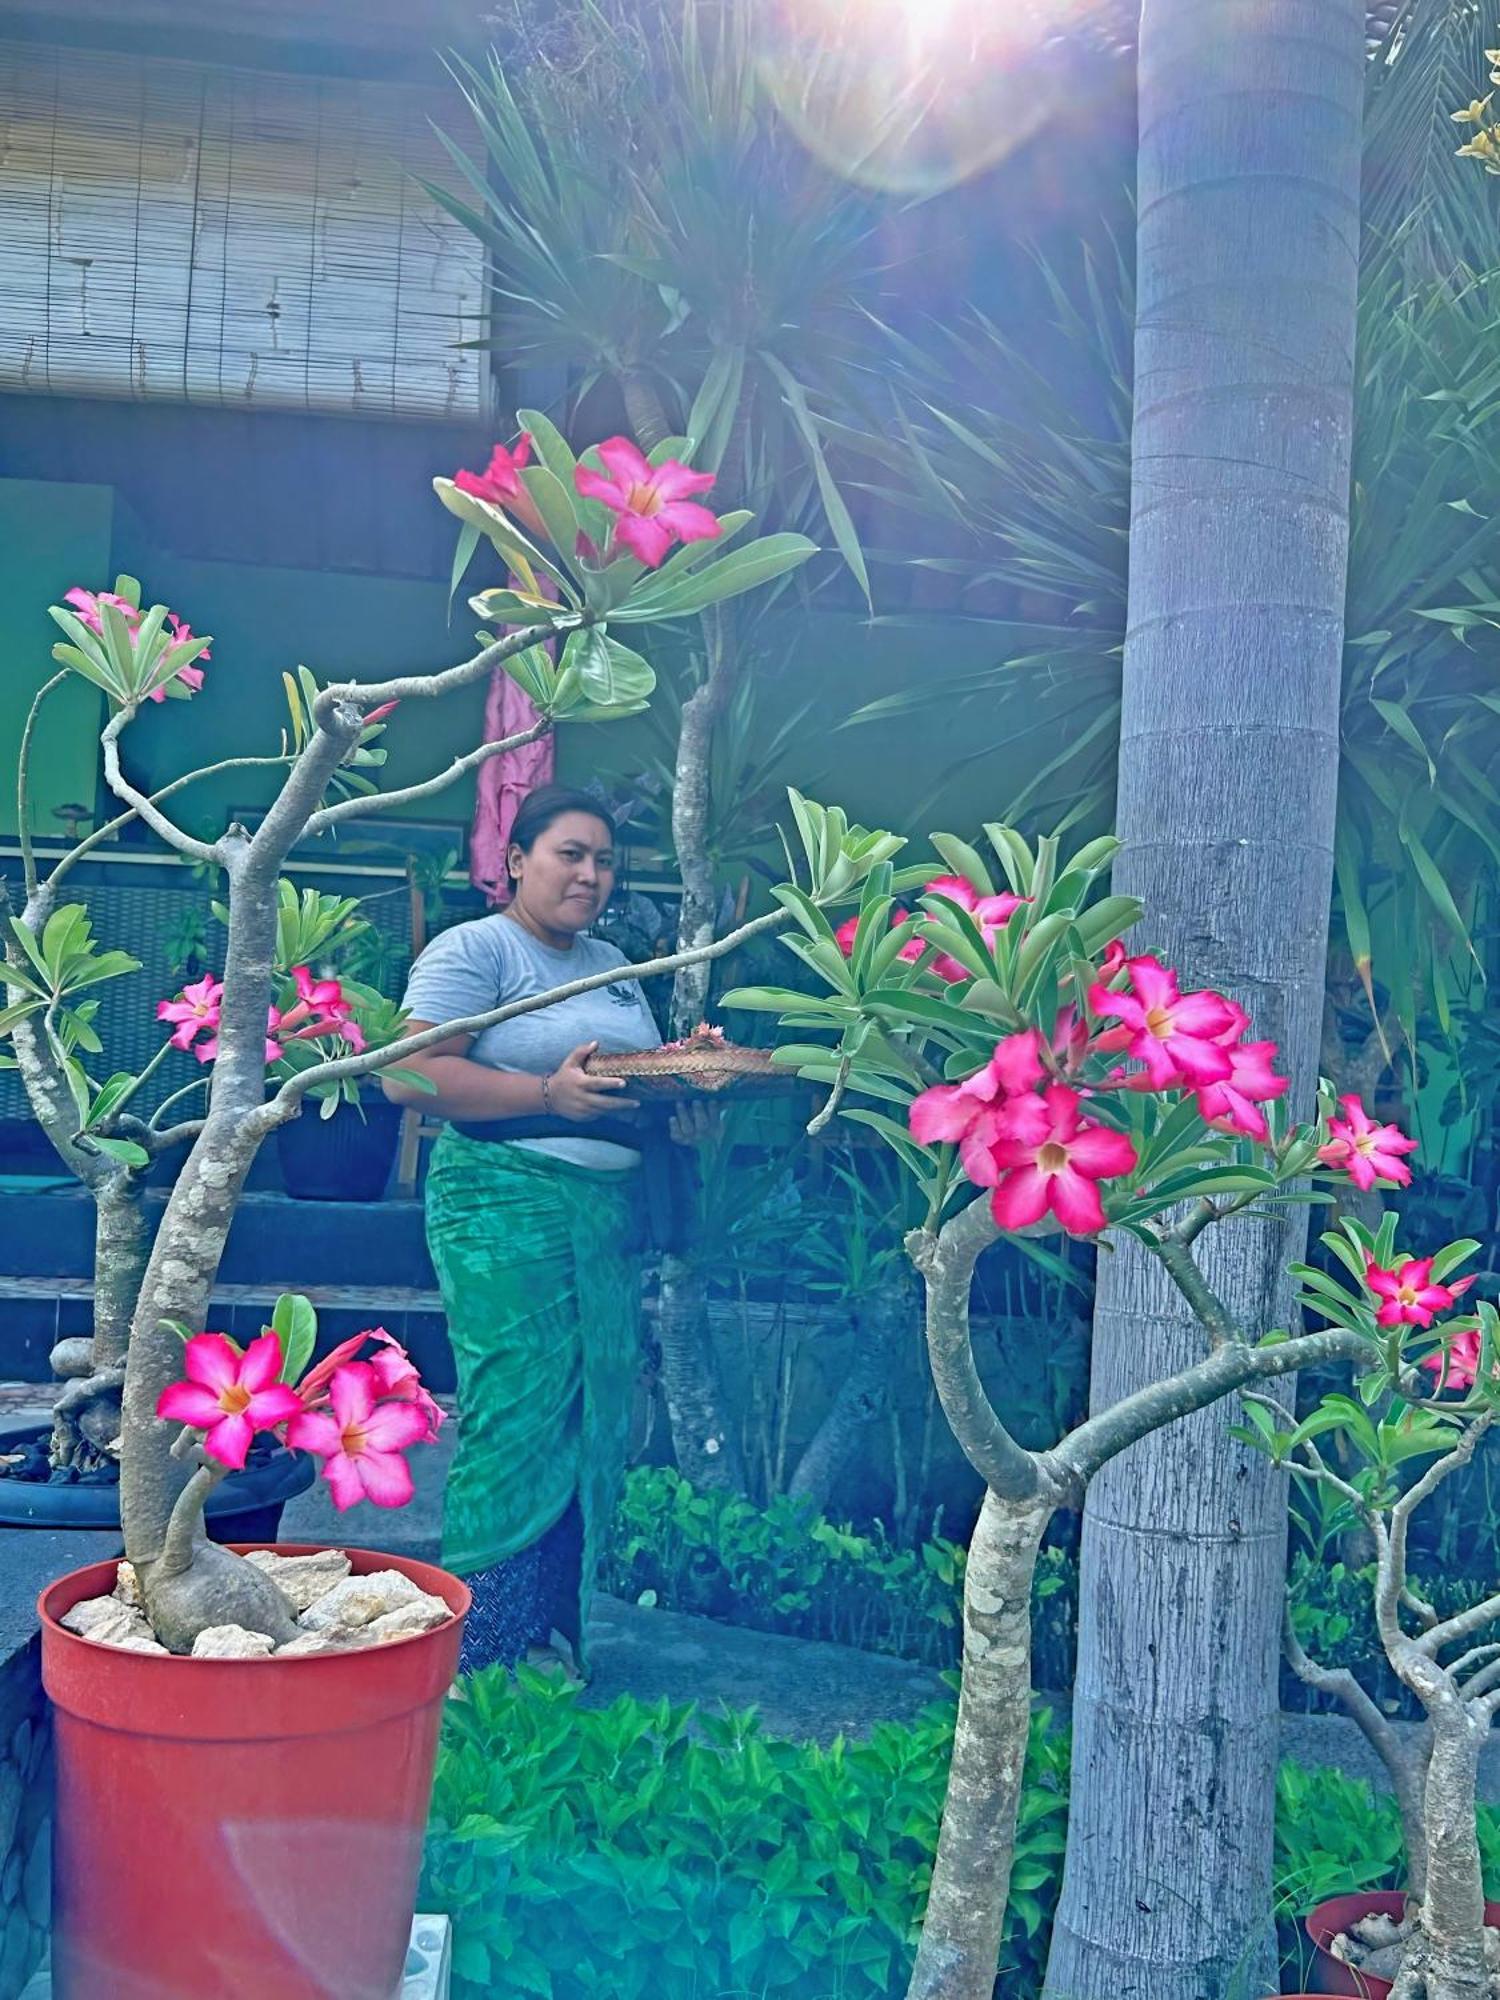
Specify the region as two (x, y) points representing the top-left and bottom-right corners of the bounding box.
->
(2, 418), (818, 1654)
(1240, 1206), (1500, 2000)
(725, 804), (1431, 2000)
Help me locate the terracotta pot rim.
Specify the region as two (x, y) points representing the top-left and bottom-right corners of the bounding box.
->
(38, 1539), (470, 1665)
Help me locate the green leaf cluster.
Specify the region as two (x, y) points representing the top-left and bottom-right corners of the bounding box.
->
(48, 574), (211, 709)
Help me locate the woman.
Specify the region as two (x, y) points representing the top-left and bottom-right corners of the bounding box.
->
(386, 784), (666, 1678)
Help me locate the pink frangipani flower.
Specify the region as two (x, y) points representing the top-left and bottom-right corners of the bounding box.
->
(1089, 955), (1241, 1090)
(969, 1082), (1138, 1236)
(157, 973), (223, 1052)
(574, 437), (720, 569)
(1365, 1256), (1474, 1331)
(156, 1332), (303, 1471)
(286, 1362), (432, 1510)
(1316, 1095), (1419, 1192)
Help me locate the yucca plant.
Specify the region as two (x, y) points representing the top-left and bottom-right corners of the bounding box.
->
(426, 0), (940, 1491)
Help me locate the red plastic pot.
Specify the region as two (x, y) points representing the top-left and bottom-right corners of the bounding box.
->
(41, 1541), (469, 2000)
(1306, 1892), (1500, 2000)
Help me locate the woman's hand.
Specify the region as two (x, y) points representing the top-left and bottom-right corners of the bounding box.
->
(669, 1098), (720, 1146)
(546, 1042), (638, 1123)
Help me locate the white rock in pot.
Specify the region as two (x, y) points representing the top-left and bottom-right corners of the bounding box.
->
(61, 1595), (167, 1653)
(274, 1630), (367, 1657)
(245, 1549), (352, 1615)
(365, 1596), (452, 1644)
(191, 1626), (278, 1660)
(298, 1570), (424, 1635)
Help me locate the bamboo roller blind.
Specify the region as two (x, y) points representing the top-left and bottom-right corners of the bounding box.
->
(0, 40), (487, 420)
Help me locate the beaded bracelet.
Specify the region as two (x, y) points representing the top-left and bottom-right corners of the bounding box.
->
(540, 1072), (554, 1115)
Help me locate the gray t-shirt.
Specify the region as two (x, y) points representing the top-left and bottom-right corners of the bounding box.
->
(401, 913), (661, 1170)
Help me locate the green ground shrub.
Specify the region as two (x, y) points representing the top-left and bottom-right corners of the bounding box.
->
(422, 1670), (1067, 2000)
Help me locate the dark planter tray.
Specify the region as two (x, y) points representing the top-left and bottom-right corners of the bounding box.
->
(0, 1422), (315, 1541)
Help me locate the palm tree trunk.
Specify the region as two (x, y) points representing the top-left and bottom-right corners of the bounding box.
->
(1043, 5), (1365, 1996)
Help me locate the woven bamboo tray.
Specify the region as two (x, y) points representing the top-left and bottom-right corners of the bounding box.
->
(584, 1027), (796, 1099)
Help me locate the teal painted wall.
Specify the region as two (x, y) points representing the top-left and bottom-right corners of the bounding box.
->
(0, 479), (113, 839)
(4, 477), (1051, 861)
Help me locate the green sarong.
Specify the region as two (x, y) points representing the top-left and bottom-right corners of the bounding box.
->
(424, 1129), (644, 1666)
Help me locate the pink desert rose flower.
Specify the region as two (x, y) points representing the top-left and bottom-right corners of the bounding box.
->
(836, 875), (1029, 985)
(1098, 939), (1128, 981)
(968, 1081), (1138, 1236)
(1420, 1326), (1486, 1393)
(64, 587), (207, 700)
(63, 587), (140, 637)
(1089, 954), (1241, 1090)
(1364, 1256), (1474, 1330)
(909, 1030), (1048, 1181)
(834, 908), (923, 963)
(293, 1326), (441, 1440)
(1049, 1004), (1091, 1076)
(453, 435), (549, 543)
(1316, 1095), (1419, 1192)
(455, 435), (532, 504)
(286, 1362), (432, 1510)
(157, 973), (224, 1052)
(144, 615), (211, 702)
(156, 1331), (303, 1471)
(1191, 1007), (1289, 1140)
(368, 1339), (446, 1443)
(923, 875), (1030, 982)
(574, 437), (720, 569)
(194, 1006), (285, 1068)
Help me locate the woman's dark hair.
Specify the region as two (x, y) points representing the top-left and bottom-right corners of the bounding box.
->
(506, 785), (616, 883)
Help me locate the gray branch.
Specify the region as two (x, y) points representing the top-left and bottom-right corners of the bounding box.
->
(303, 715), (551, 839)
(1049, 1327), (1369, 1490)
(318, 613), (584, 710)
(908, 1199), (1043, 1503)
(100, 711), (220, 864)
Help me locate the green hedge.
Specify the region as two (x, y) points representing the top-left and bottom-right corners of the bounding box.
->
(603, 1466), (1074, 1682)
(423, 1669), (1500, 1999)
(422, 1669), (1068, 2000)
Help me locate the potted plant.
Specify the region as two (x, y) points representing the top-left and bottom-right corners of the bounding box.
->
(725, 808), (1438, 2000)
(1239, 1214), (1500, 2000)
(4, 417), (816, 1994)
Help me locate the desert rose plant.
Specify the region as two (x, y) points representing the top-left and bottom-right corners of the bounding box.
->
(1247, 1214), (1500, 2000)
(2, 416), (819, 1652)
(147, 1311), (446, 1625)
(726, 807), (1425, 2000)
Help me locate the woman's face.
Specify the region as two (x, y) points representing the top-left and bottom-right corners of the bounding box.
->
(509, 811), (616, 936)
